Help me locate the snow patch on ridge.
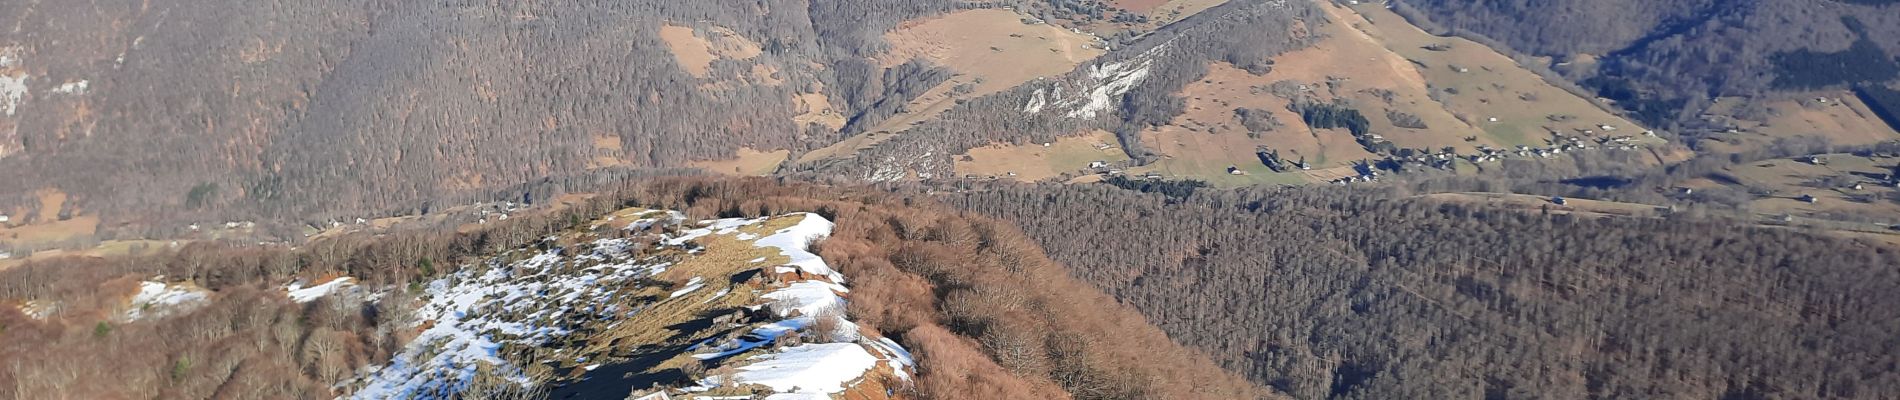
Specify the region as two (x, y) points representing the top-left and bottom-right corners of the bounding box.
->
(668, 213), (918, 396)
(18, 300), (56, 320)
(50, 80), (87, 95)
(349, 235), (669, 399)
(682, 213), (907, 398)
(670, 276), (706, 298)
(124, 281), (208, 321)
(869, 337), (915, 381)
(700, 343), (880, 396)
(753, 213), (841, 281)
(286, 277), (357, 303)
(348, 211), (913, 399)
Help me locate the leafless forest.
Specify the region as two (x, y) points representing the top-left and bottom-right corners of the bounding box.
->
(0, 0), (961, 229)
(946, 181), (1900, 399)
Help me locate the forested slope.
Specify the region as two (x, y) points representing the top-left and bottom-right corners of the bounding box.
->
(948, 183), (1900, 399)
(1393, 0), (1900, 127)
(0, 0), (956, 226)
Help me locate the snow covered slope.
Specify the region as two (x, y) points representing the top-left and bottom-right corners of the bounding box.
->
(344, 209), (914, 399)
(122, 281), (208, 321)
(286, 277), (358, 303)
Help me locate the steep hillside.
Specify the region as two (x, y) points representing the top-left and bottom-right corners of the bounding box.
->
(0, 0), (957, 231)
(795, 8), (1109, 164)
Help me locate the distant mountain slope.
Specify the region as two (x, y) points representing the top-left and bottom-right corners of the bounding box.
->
(0, 0), (955, 228)
(1393, 0), (1900, 127)
(0, 0), (1323, 247)
(794, 0), (1323, 180)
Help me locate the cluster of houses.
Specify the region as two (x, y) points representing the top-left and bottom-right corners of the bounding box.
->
(1011, 7), (1113, 51)
(1044, 160), (1164, 180)
(187, 220), (256, 232)
(1331, 162), (1384, 184)
(473, 201), (519, 225)
(1460, 133), (1646, 163)
(287, 200), (528, 237)
(1322, 130), (1654, 185)
(1792, 155), (1900, 205)
(963, 171), (1025, 180)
